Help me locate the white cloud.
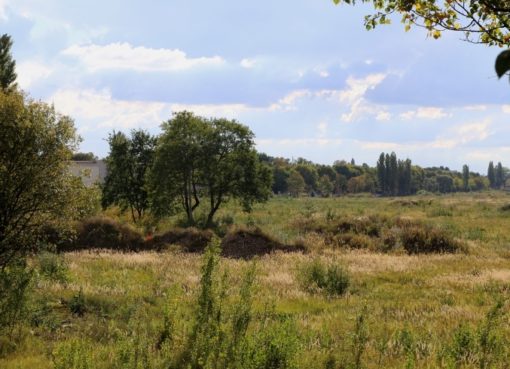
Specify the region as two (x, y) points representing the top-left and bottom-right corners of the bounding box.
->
(62, 43), (225, 72)
(16, 61), (53, 88)
(49, 88), (170, 129)
(48, 88), (256, 130)
(169, 103), (253, 119)
(464, 105), (487, 111)
(358, 120), (491, 152)
(0, 0), (8, 20)
(240, 58), (256, 68)
(338, 73), (387, 123)
(375, 111), (391, 121)
(256, 138), (343, 148)
(502, 105), (510, 114)
(400, 107), (448, 120)
(339, 73), (386, 104)
(269, 89), (312, 111)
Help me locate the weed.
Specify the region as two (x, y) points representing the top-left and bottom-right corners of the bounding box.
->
(299, 259), (350, 297)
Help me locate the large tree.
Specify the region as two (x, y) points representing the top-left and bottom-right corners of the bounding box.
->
(0, 90), (78, 268)
(150, 111), (272, 227)
(0, 34), (16, 91)
(102, 129), (156, 223)
(332, 0), (510, 78)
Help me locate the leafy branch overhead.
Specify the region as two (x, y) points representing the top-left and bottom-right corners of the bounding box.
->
(332, 0), (510, 79)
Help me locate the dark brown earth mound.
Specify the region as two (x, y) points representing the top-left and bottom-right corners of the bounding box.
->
(220, 227), (305, 259)
(147, 227), (213, 252)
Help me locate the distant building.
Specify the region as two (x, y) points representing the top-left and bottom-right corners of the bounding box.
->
(69, 160), (107, 187)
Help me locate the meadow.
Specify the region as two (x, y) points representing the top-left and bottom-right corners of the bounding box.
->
(3, 192), (510, 369)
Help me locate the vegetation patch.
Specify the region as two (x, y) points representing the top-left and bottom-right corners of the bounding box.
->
(298, 259), (350, 296)
(300, 214), (464, 254)
(62, 217), (144, 252)
(220, 227), (305, 259)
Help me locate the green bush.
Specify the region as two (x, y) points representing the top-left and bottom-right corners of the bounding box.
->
(299, 259), (350, 297)
(37, 251), (68, 283)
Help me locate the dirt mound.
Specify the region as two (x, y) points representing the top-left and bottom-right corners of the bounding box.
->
(220, 228), (305, 259)
(147, 227), (213, 252)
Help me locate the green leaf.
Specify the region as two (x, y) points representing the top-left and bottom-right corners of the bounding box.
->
(495, 50), (510, 78)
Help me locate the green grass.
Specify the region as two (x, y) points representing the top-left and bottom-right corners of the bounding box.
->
(3, 192), (510, 368)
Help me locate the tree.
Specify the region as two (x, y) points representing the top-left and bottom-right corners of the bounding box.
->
(318, 175), (334, 197)
(436, 175), (454, 193)
(0, 34), (16, 91)
(487, 161), (496, 188)
(295, 164), (318, 193)
(287, 170), (306, 197)
(102, 130), (156, 223)
(332, 1), (510, 79)
(150, 111), (272, 227)
(376, 152), (386, 194)
(496, 161), (504, 188)
(0, 90), (78, 268)
(462, 164), (470, 191)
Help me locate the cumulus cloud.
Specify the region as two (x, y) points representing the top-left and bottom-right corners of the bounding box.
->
(49, 88), (170, 129)
(61, 43), (225, 72)
(269, 89), (312, 111)
(16, 61), (53, 88)
(48, 88), (256, 130)
(359, 119), (492, 152)
(338, 73), (387, 123)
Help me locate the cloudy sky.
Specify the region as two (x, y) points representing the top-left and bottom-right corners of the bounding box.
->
(2, 0), (510, 172)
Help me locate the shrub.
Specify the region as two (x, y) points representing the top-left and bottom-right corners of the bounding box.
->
(53, 339), (93, 369)
(37, 251), (68, 283)
(68, 217), (144, 251)
(299, 259), (350, 296)
(69, 288), (86, 316)
(331, 233), (376, 250)
(400, 226), (462, 254)
(0, 259), (32, 337)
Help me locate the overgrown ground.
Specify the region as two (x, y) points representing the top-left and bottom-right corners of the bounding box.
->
(3, 192), (510, 368)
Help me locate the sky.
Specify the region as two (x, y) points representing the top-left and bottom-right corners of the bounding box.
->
(2, 0), (510, 173)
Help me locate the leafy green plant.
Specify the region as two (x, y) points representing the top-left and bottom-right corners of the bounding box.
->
(299, 259), (350, 297)
(53, 339), (93, 369)
(69, 288), (86, 317)
(37, 251), (68, 283)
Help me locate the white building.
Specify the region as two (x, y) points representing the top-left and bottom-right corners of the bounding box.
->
(69, 160), (107, 187)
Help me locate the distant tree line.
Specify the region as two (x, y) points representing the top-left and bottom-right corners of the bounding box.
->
(259, 152), (508, 197)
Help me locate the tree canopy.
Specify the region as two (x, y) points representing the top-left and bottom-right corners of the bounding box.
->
(332, 0), (510, 78)
(102, 130), (157, 223)
(0, 90), (79, 268)
(150, 111), (272, 227)
(0, 34), (17, 91)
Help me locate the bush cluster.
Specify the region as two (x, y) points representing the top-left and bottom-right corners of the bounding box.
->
(300, 214), (464, 254)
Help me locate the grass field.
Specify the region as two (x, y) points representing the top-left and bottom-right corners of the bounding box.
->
(3, 192), (510, 368)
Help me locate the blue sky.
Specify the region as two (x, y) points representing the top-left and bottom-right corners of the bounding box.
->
(2, 0), (510, 173)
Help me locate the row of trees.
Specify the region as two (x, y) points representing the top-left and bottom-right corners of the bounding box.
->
(257, 152), (505, 197)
